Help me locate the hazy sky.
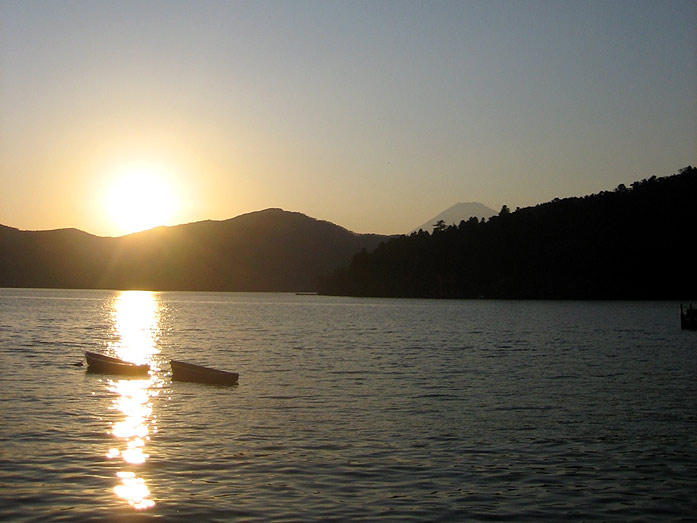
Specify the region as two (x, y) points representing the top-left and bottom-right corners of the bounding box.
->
(1, 0), (695, 236)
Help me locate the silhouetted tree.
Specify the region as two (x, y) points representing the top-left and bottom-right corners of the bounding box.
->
(433, 219), (447, 232)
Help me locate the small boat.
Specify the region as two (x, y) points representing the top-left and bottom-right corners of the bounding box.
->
(85, 351), (150, 376)
(170, 360), (239, 386)
(681, 304), (697, 330)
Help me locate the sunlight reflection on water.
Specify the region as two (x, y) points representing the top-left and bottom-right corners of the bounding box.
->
(103, 291), (163, 511)
(110, 291), (160, 366)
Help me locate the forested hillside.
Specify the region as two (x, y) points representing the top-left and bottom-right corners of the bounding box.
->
(320, 167), (697, 299)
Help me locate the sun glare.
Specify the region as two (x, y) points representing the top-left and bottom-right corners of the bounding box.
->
(106, 164), (177, 235)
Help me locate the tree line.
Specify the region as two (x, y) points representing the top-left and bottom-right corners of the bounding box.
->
(319, 167), (697, 299)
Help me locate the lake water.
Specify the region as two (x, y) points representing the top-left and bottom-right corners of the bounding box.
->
(0, 289), (695, 521)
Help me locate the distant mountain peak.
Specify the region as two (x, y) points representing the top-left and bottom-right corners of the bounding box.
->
(412, 202), (496, 233)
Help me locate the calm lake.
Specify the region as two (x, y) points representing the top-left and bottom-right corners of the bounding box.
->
(1, 289), (695, 521)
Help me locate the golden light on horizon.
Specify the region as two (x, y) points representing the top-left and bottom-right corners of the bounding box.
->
(105, 163), (178, 235)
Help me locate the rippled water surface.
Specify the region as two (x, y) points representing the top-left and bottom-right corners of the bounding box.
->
(1, 289), (696, 520)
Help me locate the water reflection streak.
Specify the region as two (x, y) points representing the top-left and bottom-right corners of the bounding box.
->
(102, 291), (163, 510)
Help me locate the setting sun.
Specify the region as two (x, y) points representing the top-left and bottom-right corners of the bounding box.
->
(105, 164), (177, 235)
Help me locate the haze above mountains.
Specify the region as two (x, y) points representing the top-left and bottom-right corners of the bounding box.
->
(2, 202), (494, 239)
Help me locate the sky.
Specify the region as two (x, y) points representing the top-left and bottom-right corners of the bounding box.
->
(1, 0), (695, 237)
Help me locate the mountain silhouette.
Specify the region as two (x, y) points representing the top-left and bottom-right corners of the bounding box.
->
(412, 202), (497, 233)
(0, 209), (389, 292)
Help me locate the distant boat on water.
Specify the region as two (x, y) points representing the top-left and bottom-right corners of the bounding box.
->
(170, 360), (239, 386)
(680, 304), (697, 330)
(84, 351), (150, 376)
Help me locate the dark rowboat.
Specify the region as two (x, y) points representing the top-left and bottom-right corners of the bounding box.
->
(85, 351), (150, 376)
(170, 360), (239, 386)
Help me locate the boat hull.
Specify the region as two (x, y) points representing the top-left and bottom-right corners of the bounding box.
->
(170, 360), (239, 385)
(85, 351), (150, 376)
